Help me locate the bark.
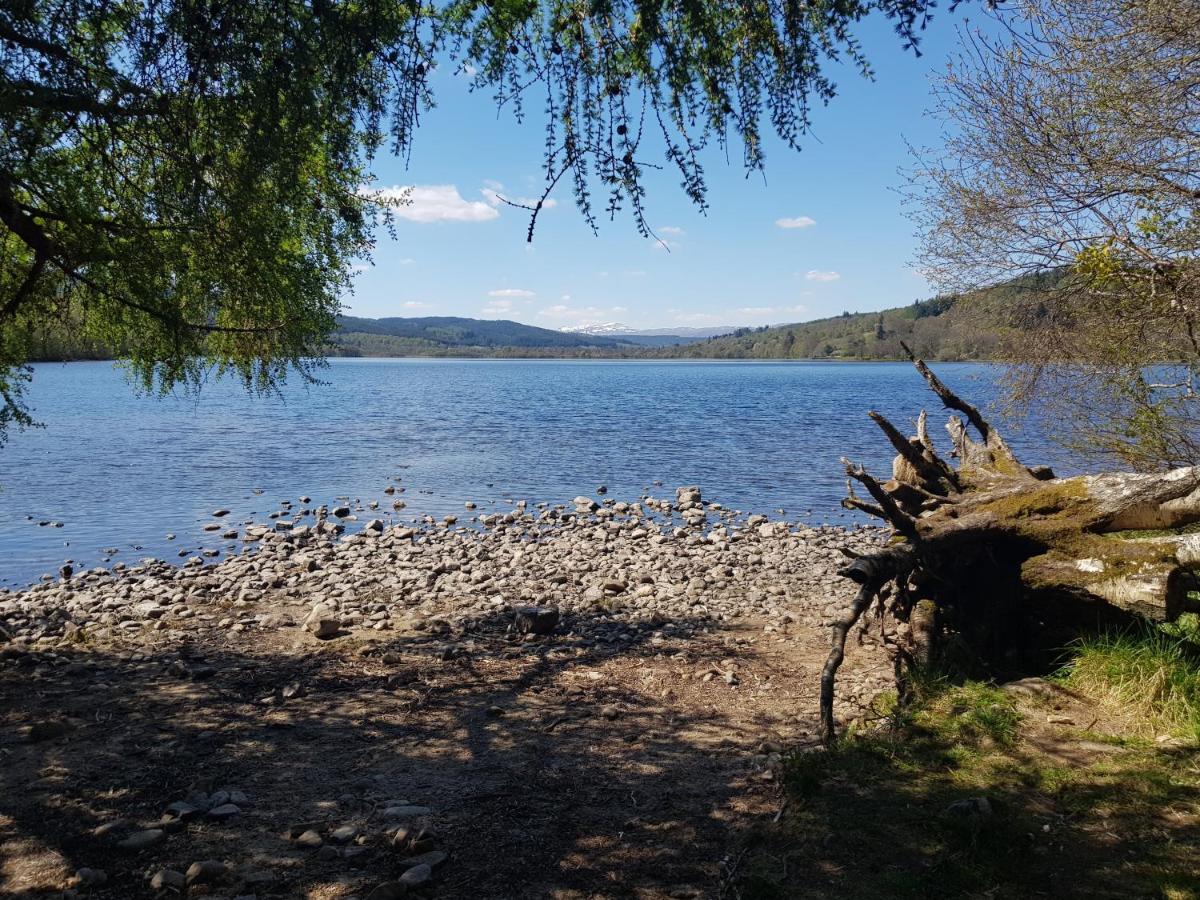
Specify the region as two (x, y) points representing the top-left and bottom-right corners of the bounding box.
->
(820, 350), (1200, 743)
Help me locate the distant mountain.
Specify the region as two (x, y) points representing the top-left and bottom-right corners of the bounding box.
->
(560, 321), (638, 335)
(562, 322), (735, 338)
(331, 315), (718, 354)
(334, 315), (625, 350)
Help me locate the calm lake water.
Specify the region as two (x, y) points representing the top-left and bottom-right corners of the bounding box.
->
(0, 359), (1076, 588)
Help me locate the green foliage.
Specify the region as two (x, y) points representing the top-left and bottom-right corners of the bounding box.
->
(1, 0), (953, 445)
(1061, 619), (1200, 741)
(743, 673), (1200, 898)
(911, 0), (1200, 470)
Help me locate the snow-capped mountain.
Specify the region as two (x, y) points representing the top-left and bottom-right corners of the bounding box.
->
(561, 322), (735, 338)
(559, 322), (638, 335)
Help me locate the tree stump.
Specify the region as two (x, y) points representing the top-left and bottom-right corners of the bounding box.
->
(820, 344), (1200, 743)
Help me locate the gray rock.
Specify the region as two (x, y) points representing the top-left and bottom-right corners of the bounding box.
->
(307, 618), (340, 639)
(186, 860), (228, 886)
(164, 801), (201, 821)
(92, 819), (130, 839)
(295, 829), (324, 848)
(117, 829), (165, 851)
(398, 850), (448, 871)
(514, 606), (560, 635)
(400, 863), (432, 887)
(206, 803), (241, 820)
(150, 869), (186, 891)
(329, 825), (358, 844)
(72, 867), (107, 887)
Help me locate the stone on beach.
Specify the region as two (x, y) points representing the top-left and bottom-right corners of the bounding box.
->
(515, 606), (560, 635)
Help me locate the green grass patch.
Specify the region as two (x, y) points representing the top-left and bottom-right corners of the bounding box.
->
(1059, 614), (1200, 741)
(739, 673), (1200, 899)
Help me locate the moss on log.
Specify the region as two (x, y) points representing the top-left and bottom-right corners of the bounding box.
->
(820, 345), (1200, 743)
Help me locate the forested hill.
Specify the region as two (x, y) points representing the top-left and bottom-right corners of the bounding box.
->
(333, 316), (625, 351)
(24, 275), (1055, 362)
(652, 273), (1059, 361)
(653, 297), (975, 360)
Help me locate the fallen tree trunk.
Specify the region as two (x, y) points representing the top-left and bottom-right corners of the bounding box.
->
(820, 344), (1200, 743)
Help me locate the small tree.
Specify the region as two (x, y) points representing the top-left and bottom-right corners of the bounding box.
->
(909, 0), (1200, 470)
(1, 0), (954, 445)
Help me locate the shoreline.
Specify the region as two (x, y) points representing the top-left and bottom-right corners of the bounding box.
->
(25, 354), (1000, 365)
(1, 487), (885, 673)
(0, 487), (902, 897)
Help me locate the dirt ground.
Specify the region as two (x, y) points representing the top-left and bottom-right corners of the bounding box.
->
(0, 604), (889, 898)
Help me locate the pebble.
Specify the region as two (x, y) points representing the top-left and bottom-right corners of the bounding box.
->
(150, 869), (186, 891)
(400, 863), (432, 887)
(72, 867), (107, 887)
(307, 618), (340, 639)
(514, 606), (560, 635)
(0, 486), (887, 710)
(398, 850), (448, 871)
(117, 829), (165, 851)
(206, 803), (241, 820)
(295, 829), (324, 848)
(185, 860), (228, 886)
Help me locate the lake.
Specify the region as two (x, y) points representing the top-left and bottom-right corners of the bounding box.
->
(0, 358), (1075, 588)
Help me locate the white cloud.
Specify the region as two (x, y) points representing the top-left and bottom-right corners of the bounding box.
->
(481, 299), (514, 318)
(805, 270), (841, 282)
(369, 184), (499, 223)
(651, 238), (682, 251)
(561, 294), (571, 301)
(402, 301), (433, 310)
(671, 312), (727, 324)
(658, 226), (685, 237)
(488, 288), (535, 298)
(398, 258), (415, 265)
(776, 216), (816, 229)
(348, 263), (371, 273)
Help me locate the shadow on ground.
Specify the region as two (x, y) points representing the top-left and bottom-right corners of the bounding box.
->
(0, 608), (793, 898)
(735, 680), (1200, 900)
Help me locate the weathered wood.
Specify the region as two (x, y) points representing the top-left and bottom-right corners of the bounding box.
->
(869, 410), (959, 494)
(842, 457), (920, 542)
(824, 350), (1200, 743)
(820, 545), (917, 744)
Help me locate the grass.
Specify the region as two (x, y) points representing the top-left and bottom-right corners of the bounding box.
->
(1058, 613), (1200, 742)
(738, 651), (1200, 900)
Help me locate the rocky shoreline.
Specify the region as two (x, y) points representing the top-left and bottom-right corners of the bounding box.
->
(1, 486), (885, 650)
(1, 486), (902, 898)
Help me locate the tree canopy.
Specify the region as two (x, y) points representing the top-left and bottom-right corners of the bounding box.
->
(910, 0), (1200, 469)
(0, 0), (954, 445)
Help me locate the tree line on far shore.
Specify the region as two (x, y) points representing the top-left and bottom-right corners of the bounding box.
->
(21, 274), (1051, 365)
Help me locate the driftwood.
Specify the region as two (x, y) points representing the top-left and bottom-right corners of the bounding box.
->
(820, 344), (1200, 743)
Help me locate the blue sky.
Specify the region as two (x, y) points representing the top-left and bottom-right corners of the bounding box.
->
(347, 11), (976, 330)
